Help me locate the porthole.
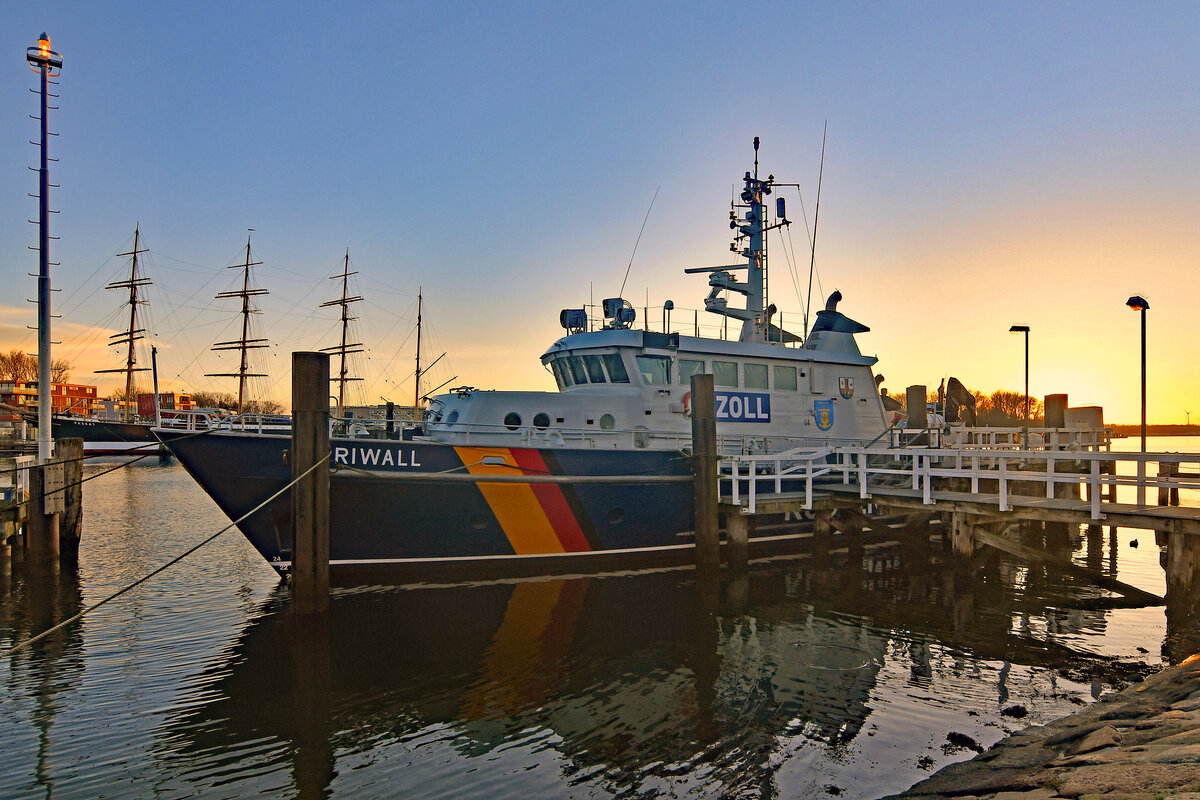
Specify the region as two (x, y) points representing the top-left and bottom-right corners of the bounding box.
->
(470, 515), (488, 530)
(607, 507), (625, 526)
(533, 412), (550, 429)
(504, 412), (522, 430)
(599, 413), (615, 430)
(446, 410), (459, 424)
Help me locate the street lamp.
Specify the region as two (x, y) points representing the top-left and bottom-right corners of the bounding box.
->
(1127, 295), (1149, 505)
(1010, 325), (1030, 448)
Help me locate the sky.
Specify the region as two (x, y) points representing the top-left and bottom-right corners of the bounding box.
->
(2, 2), (1197, 423)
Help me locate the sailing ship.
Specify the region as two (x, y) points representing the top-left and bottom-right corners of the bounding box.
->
(158, 140), (890, 577)
(46, 227), (178, 454)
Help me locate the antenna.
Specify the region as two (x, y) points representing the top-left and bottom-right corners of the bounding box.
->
(803, 121), (827, 340)
(617, 185), (660, 300)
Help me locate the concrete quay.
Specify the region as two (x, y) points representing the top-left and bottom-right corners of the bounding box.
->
(881, 654), (1200, 800)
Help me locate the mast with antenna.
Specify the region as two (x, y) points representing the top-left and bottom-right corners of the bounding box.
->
(206, 233), (269, 414)
(320, 249), (364, 418)
(94, 225), (151, 421)
(803, 121), (827, 340)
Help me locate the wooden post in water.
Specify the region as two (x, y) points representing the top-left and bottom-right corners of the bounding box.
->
(292, 351), (330, 615)
(26, 458), (61, 566)
(950, 512), (975, 558)
(56, 437), (83, 564)
(726, 510), (749, 572)
(691, 373), (719, 569)
(1159, 461), (1179, 507)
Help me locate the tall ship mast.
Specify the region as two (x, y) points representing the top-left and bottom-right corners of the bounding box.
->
(94, 225), (152, 421)
(206, 234), (269, 414)
(320, 249), (364, 416)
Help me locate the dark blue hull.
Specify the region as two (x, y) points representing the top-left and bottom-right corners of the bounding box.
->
(160, 431), (704, 577)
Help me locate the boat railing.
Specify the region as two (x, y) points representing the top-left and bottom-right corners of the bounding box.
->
(572, 301), (807, 346)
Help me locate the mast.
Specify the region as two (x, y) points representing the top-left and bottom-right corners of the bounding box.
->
(94, 225), (151, 421)
(688, 137), (793, 343)
(414, 288), (422, 416)
(206, 234), (269, 414)
(319, 248), (363, 417)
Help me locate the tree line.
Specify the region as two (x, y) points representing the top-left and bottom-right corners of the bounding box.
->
(0, 350), (284, 413)
(888, 386), (1045, 426)
(0, 349), (73, 383)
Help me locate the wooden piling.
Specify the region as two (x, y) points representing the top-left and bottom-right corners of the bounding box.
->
(726, 510), (749, 573)
(690, 373), (719, 569)
(26, 460), (60, 564)
(291, 351), (330, 615)
(950, 512), (975, 558)
(1044, 393), (1068, 430)
(56, 437), (83, 563)
(1159, 461), (1180, 507)
(906, 385), (927, 430)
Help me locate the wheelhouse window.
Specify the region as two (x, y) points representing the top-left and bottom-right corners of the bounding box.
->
(678, 359), (704, 385)
(602, 353), (630, 383)
(583, 354), (608, 383)
(713, 360), (738, 387)
(774, 365), (798, 391)
(635, 355), (672, 386)
(550, 359), (573, 389)
(744, 363), (768, 390)
(569, 356), (590, 385)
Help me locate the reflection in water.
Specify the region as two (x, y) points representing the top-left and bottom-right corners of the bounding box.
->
(160, 542), (1159, 799)
(0, 460), (1189, 799)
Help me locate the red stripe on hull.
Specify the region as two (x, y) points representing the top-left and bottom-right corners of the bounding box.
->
(511, 449), (592, 552)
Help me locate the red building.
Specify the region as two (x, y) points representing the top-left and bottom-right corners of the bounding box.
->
(0, 381), (99, 417)
(137, 392), (195, 418)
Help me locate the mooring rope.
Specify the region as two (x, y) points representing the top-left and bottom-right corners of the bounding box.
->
(1, 452), (331, 658)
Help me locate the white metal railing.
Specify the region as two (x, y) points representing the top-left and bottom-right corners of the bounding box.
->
(720, 444), (1200, 518)
(888, 425), (1113, 452)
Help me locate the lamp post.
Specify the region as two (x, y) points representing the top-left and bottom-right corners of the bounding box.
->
(1127, 295), (1149, 505)
(1009, 325), (1030, 449)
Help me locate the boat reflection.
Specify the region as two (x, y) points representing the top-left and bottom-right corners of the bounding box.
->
(162, 535), (1159, 799)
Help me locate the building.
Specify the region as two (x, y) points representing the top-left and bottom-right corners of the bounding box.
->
(137, 392), (195, 419)
(0, 381), (99, 417)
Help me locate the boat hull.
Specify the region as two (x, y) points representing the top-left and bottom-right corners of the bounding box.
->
(160, 430), (701, 578)
(50, 416), (164, 455)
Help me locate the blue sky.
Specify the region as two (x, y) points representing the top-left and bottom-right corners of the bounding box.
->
(2, 2), (1198, 420)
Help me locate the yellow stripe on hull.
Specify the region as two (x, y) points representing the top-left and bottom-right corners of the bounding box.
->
(454, 447), (566, 555)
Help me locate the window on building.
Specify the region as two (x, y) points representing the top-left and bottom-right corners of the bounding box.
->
(744, 363), (768, 390)
(713, 360), (738, 387)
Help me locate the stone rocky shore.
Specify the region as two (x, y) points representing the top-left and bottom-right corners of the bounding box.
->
(879, 654), (1200, 800)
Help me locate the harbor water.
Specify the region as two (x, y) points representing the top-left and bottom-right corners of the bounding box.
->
(0, 437), (1193, 799)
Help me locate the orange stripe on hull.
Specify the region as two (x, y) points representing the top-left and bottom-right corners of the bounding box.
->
(454, 447), (565, 555)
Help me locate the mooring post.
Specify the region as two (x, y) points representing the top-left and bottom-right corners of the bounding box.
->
(1158, 461), (1179, 507)
(950, 512), (975, 558)
(291, 351), (330, 615)
(726, 510), (749, 573)
(56, 437), (83, 564)
(906, 385), (928, 432)
(26, 458), (60, 567)
(1044, 394), (1067, 446)
(385, 401), (395, 439)
(691, 373), (719, 569)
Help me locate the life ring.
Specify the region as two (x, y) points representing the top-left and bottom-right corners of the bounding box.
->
(682, 391), (692, 418)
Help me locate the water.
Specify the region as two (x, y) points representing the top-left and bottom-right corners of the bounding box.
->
(0, 438), (1194, 799)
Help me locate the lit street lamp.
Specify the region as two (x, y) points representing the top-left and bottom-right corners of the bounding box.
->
(1127, 295), (1149, 505)
(1009, 325), (1030, 448)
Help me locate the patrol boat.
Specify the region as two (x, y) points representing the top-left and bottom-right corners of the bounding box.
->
(158, 140), (890, 578)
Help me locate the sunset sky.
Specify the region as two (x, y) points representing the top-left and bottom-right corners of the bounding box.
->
(2, 3), (1197, 423)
